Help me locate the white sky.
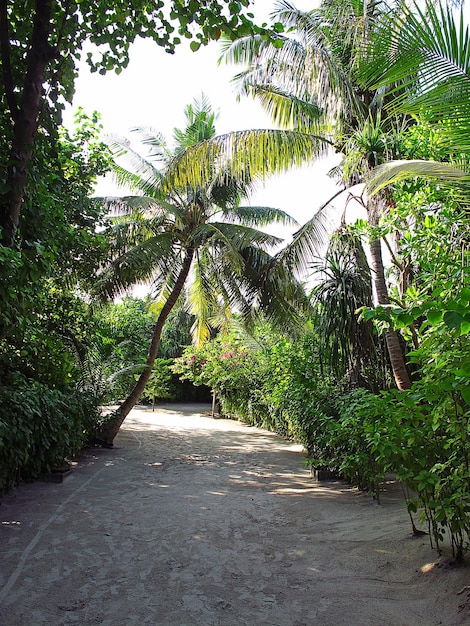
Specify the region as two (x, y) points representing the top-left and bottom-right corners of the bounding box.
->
(64, 0), (356, 242)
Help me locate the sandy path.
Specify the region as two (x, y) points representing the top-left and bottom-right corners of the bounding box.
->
(1, 404), (469, 626)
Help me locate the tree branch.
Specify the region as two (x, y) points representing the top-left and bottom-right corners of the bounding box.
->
(0, 0), (55, 246)
(0, 0), (19, 121)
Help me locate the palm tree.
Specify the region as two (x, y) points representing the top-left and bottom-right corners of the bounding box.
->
(163, 0), (413, 389)
(358, 0), (470, 193)
(95, 96), (307, 444)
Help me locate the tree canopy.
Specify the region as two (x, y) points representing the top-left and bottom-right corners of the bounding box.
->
(0, 0), (274, 247)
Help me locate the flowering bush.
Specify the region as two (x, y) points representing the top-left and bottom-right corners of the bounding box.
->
(172, 336), (255, 415)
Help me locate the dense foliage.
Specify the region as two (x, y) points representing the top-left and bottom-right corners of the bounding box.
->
(0, 110), (111, 488)
(89, 296), (206, 404)
(1, 0), (470, 566)
(0, 375), (101, 490)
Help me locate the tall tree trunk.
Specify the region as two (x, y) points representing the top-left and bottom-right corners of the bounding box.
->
(98, 249), (195, 445)
(0, 0), (54, 246)
(368, 194), (412, 390)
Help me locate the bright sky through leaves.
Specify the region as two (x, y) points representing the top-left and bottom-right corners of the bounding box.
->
(64, 1), (346, 234)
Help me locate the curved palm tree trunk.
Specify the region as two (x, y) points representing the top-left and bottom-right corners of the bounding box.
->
(99, 249), (195, 444)
(368, 195), (412, 390)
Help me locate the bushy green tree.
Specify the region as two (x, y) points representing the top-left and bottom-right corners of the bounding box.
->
(0, 109), (110, 347)
(0, 0), (274, 249)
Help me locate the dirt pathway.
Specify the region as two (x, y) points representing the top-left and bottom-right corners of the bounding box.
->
(1, 404), (469, 626)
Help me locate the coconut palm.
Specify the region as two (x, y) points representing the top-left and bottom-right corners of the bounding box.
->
(164, 0), (413, 389)
(358, 0), (470, 194)
(95, 96), (307, 444)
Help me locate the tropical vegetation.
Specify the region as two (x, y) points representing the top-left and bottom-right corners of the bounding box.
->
(1, 0), (469, 563)
(168, 0), (470, 561)
(94, 95), (307, 443)
(0, 0), (275, 488)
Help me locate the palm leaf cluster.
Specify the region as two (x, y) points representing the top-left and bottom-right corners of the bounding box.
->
(97, 96), (307, 345)
(359, 0), (470, 192)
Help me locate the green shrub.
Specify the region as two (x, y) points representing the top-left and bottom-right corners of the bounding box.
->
(0, 375), (101, 490)
(172, 320), (470, 561)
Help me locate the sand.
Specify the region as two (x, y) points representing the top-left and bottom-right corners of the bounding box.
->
(1, 403), (469, 626)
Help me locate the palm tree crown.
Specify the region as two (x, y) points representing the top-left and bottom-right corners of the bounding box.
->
(214, 0), (413, 389)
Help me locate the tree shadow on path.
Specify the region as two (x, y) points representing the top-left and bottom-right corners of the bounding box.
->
(1, 404), (469, 626)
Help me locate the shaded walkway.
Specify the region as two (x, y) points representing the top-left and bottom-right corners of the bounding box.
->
(1, 404), (468, 625)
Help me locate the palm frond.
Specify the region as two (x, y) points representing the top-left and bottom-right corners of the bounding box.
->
(191, 222), (246, 275)
(276, 193), (340, 275)
(222, 205), (298, 228)
(219, 33), (294, 81)
(223, 1), (366, 130)
(165, 129), (332, 190)
(207, 171), (259, 208)
(193, 249), (253, 327)
(365, 159), (470, 196)
(188, 251), (217, 347)
(106, 363), (149, 383)
(359, 2), (470, 120)
(173, 94), (218, 151)
(200, 221), (285, 253)
(252, 85), (323, 132)
(104, 217), (157, 255)
(97, 195), (164, 218)
(94, 232), (180, 301)
(246, 246), (308, 330)
(129, 127), (172, 162)
(106, 136), (165, 196)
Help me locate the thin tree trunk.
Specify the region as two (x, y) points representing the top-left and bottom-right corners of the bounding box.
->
(0, 0), (54, 246)
(211, 389), (217, 417)
(368, 194), (412, 390)
(98, 249), (195, 444)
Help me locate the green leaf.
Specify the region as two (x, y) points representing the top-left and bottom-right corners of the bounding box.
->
(443, 310), (463, 330)
(461, 387), (470, 406)
(460, 320), (470, 336)
(427, 309), (443, 324)
(396, 313), (414, 327)
(459, 288), (470, 303)
(360, 308), (377, 321)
